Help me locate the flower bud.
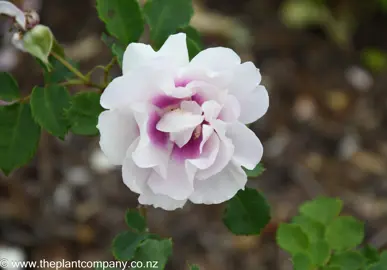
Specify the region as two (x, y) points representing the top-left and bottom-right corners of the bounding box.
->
(25, 10), (40, 29)
(22, 24), (54, 65)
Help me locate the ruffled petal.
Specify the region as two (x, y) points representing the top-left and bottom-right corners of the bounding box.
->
(187, 81), (227, 105)
(97, 109), (139, 165)
(196, 131), (234, 180)
(188, 131), (219, 170)
(122, 138), (151, 194)
(190, 47), (241, 72)
(163, 86), (193, 99)
(139, 185), (187, 211)
(168, 100), (202, 147)
(156, 110), (204, 133)
(219, 95), (240, 123)
(170, 127), (195, 148)
(132, 141), (171, 174)
(179, 67), (233, 89)
(189, 162), (247, 204)
(199, 124), (214, 153)
(180, 100), (202, 114)
(228, 62), (261, 98)
(158, 33), (189, 67)
(148, 160), (196, 200)
(132, 134), (171, 179)
(100, 67), (175, 110)
(202, 100), (221, 122)
(226, 122), (263, 170)
(122, 43), (156, 74)
(238, 85), (269, 124)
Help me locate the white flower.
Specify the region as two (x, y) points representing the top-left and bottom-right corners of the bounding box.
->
(97, 33), (269, 211)
(0, 1), (26, 30)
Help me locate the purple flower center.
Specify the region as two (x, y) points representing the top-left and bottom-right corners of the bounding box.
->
(147, 112), (169, 148)
(174, 79), (191, 87)
(172, 130), (203, 162)
(147, 91), (207, 161)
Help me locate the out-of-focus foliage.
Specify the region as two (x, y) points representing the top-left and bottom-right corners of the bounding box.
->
(277, 197), (387, 269)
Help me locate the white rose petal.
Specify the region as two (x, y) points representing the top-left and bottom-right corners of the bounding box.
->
(97, 33), (269, 210)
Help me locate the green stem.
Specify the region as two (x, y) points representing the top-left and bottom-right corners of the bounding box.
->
(50, 51), (107, 90)
(50, 51), (88, 83)
(103, 57), (117, 87)
(19, 95), (30, 103)
(59, 79), (85, 87)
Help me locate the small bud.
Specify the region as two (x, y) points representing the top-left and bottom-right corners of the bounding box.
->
(22, 24), (54, 65)
(25, 10), (40, 29)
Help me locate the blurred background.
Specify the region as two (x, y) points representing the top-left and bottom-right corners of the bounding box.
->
(1, 0), (387, 269)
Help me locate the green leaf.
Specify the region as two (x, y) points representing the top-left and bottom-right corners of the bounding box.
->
(325, 216), (364, 251)
(329, 251), (365, 270)
(276, 224), (309, 255)
(125, 209), (147, 233)
(243, 163), (265, 178)
(101, 33), (115, 48)
(292, 215), (325, 242)
(30, 86), (71, 139)
(186, 37), (201, 60)
(0, 103), (41, 175)
(292, 253), (313, 270)
(66, 92), (103, 136)
(309, 240), (330, 266)
(368, 263), (385, 270)
(23, 25), (54, 65)
(132, 239), (172, 269)
(223, 187), (271, 235)
(112, 231), (148, 261)
(180, 26), (203, 47)
(360, 245), (380, 265)
(370, 251), (387, 270)
(51, 38), (65, 57)
(144, 0), (193, 48)
(179, 26), (203, 60)
(0, 72), (20, 102)
(112, 44), (125, 68)
(322, 267), (341, 270)
(101, 33), (125, 68)
(189, 265), (200, 270)
(299, 196), (342, 225)
(96, 0), (144, 45)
